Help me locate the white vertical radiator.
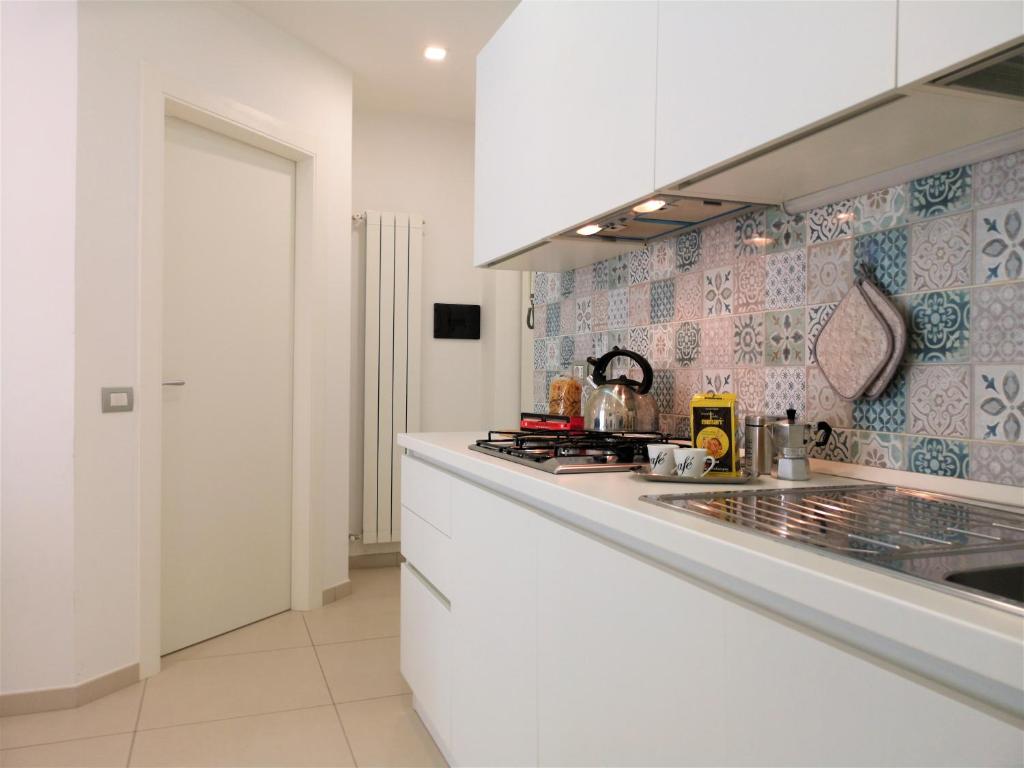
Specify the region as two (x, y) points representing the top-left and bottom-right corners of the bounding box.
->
(362, 212), (423, 544)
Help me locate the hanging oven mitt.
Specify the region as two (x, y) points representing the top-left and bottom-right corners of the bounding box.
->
(859, 279), (907, 399)
(814, 277), (893, 401)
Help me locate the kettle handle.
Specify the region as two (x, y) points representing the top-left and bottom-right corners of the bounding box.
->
(814, 421), (833, 448)
(586, 347), (654, 395)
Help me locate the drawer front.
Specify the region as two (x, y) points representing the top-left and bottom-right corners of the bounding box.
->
(400, 563), (451, 751)
(401, 454), (451, 536)
(401, 505), (451, 598)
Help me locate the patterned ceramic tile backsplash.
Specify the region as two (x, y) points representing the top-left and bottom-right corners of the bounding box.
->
(530, 149), (1024, 488)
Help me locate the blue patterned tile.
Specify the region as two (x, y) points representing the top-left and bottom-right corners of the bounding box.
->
(806, 302), (837, 364)
(974, 150), (1024, 207)
(545, 301), (561, 337)
(764, 309), (806, 366)
(628, 326), (651, 358)
(852, 431), (907, 470)
(560, 269), (575, 298)
(909, 437), (969, 478)
(908, 289), (970, 363)
(764, 367), (807, 419)
(809, 427), (852, 462)
(975, 202), (1023, 283)
(559, 335), (575, 367)
(675, 322), (701, 367)
(853, 227), (908, 295)
(765, 248), (807, 309)
(703, 267), (734, 316)
(607, 288), (629, 330)
(972, 282), (1023, 362)
(854, 370), (907, 432)
(733, 313), (764, 366)
(973, 365), (1023, 442)
(675, 230), (701, 273)
(969, 443), (1024, 487)
(593, 260), (610, 291)
(533, 272), (549, 304)
(702, 369), (734, 394)
(574, 296), (593, 333)
(765, 207), (805, 253)
(533, 339), (546, 370)
(909, 165), (972, 221)
(628, 247), (651, 285)
(734, 210), (767, 258)
(608, 253), (629, 289)
(650, 278), (675, 323)
(652, 369), (674, 413)
(853, 185), (908, 235)
(807, 200), (853, 243)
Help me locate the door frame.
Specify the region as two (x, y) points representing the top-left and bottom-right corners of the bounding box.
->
(138, 65), (328, 677)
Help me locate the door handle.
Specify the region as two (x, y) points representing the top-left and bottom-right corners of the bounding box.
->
(162, 380), (186, 386)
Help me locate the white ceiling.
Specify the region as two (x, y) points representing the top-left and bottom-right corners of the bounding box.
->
(243, 0), (518, 122)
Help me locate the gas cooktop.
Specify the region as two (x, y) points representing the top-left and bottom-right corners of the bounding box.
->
(470, 430), (672, 474)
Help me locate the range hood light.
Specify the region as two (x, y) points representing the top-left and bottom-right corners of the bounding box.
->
(576, 224), (603, 236)
(632, 199), (667, 214)
(743, 236), (775, 247)
(835, 211), (855, 222)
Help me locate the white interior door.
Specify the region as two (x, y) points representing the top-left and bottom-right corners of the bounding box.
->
(161, 116), (295, 655)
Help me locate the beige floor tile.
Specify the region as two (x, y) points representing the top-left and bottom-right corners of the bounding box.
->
(0, 683), (143, 750)
(303, 596), (399, 646)
(164, 611), (311, 662)
(138, 647), (330, 731)
(316, 637), (409, 703)
(336, 695), (445, 768)
(347, 566), (399, 603)
(0, 733), (132, 767)
(130, 705), (353, 767)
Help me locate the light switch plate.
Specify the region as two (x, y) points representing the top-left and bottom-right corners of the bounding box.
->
(101, 386), (134, 413)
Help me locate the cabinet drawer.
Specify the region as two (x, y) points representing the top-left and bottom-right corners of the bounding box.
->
(401, 455), (451, 536)
(400, 563), (451, 752)
(401, 505), (451, 598)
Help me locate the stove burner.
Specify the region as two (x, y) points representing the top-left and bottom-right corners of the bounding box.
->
(470, 430), (683, 474)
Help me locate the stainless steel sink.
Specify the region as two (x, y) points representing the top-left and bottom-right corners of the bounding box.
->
(641, 485), (1024, 615)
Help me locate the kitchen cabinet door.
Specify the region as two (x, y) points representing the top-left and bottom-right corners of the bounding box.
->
(399, 563), (451, 753)
(536, 516), (730, 766)
(897, 0), (1024, 86)
(654, 0), (898, 190)
(474, 0), (658, 267)
(449, 480), (538, 766)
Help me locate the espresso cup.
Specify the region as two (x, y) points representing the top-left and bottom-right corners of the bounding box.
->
(646, 443), (676, 476)
(673, 447), (716, 478)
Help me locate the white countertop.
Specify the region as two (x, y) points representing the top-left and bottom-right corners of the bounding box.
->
(398, 431), (1024, 720)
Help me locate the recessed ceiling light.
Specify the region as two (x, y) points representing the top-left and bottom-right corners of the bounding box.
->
(576, 224), (602, 236)
(424, 46), (447, 62)
(632, 199), (666, 214)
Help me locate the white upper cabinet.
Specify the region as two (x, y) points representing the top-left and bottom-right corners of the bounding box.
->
(473, 0), (658, 267)
(897, 1), (1024, 86)
(654, 0), (898, 190)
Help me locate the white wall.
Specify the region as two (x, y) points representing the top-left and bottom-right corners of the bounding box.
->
(0, 0), (79, 694)
(350, 109), (521, 536)
(2, 0), (355, 694)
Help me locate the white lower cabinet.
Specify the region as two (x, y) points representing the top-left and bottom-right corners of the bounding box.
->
(401, 457), (1022, 766)
(449, 480), (538, 767)
(399, 562), (451, 752)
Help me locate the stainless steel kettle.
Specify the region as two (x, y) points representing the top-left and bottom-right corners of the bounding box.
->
(582, 347), (659, 432)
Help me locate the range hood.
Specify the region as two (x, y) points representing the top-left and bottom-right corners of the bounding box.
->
(496, 195), (757, 272)
(492, 44), (1024, 272)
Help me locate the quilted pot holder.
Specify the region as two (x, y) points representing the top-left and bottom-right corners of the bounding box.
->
(860, 279), (907, 399)
(815, 279), (893, 401)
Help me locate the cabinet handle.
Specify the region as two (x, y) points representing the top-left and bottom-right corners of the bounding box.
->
(162, 380), (186, 386)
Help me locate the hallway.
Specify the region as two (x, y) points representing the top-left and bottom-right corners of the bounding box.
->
(0, 568), (445, 767)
